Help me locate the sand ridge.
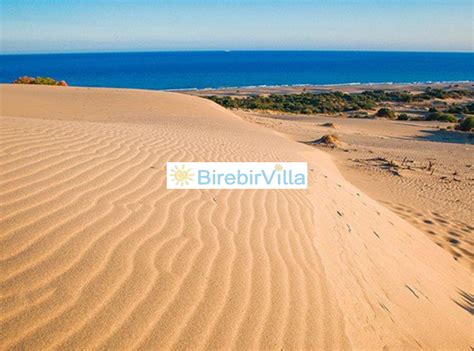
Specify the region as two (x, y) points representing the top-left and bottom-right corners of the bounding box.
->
(0, 84), (472, 349)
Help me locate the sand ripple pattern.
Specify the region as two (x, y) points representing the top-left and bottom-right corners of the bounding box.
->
(0, 114), (348, 350)
(0, 85), (472, 350)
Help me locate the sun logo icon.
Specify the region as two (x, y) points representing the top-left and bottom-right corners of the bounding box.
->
(274, 163), (284, 171)
(170, 164), (194, 186)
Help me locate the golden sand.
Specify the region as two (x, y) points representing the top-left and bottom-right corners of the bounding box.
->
(0, 84), (472, 349)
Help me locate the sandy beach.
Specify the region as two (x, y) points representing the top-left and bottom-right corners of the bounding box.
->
(0, 84), (472, 349)
(178, 81), (474, 97)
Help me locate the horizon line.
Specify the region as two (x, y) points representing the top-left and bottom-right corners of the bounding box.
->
(1, 49), (473, 56)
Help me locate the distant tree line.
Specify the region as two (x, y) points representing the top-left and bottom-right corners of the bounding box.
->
(207, 88), (474, 115)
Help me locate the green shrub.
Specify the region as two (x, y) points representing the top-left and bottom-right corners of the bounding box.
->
(446, 102), (474, 114)
(12, 76), (35, 84)
(32, 77), (58, 85)
(466, 103), (474, 114)
(12, 76), (68, 86)
(426, 111), (457, 123)
(397, 113), (410, 120)
(458, 116), (474, 131)
(376, 108), (396, 119)
(418, 88), (474, 100)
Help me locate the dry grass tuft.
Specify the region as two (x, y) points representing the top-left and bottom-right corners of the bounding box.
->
(313, 134), (344, 147)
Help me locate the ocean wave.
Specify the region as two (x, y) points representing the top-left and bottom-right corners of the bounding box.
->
(166, 80), (473, 92)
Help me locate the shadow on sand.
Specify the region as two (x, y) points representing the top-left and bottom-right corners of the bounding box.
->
(453, 290), (474, 315)
(415, 129), (474, 145)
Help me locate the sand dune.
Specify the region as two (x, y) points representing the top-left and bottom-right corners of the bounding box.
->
(237, 110), (474, 269)
(0, 84), (472, 350)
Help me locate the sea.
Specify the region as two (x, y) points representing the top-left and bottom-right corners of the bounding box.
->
(0, 51), (473, 90)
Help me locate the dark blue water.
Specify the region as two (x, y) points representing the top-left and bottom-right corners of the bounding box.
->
(0, 51), (472, 90)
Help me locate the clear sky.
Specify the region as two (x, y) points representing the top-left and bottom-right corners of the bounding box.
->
(1, 0), (473, 54)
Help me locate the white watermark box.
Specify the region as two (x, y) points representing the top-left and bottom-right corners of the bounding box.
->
(167, 162), (307, 189)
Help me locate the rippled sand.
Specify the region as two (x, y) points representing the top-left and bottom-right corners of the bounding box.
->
(0, 84), (472, 349)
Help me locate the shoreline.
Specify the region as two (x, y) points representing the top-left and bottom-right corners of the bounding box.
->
(171, 79), (474, 90)
(177, 81), (474, 96)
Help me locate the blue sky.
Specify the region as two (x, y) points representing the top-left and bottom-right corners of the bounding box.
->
(1, 0), (473, 53)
